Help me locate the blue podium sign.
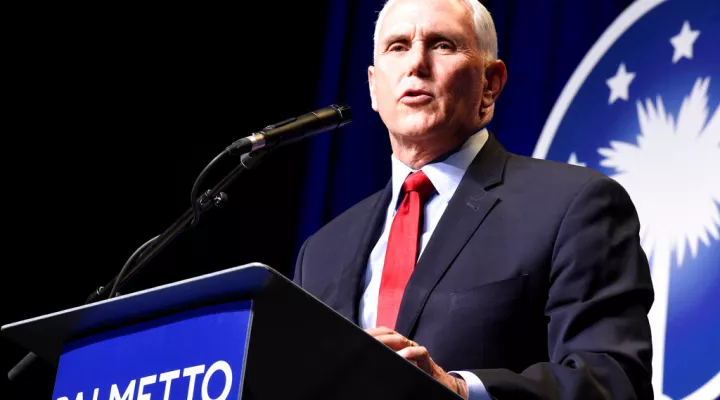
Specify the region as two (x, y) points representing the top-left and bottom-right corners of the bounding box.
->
(52, 300), (252, 400)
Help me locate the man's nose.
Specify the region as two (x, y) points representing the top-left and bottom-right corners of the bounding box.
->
(406, 45), (430, 77)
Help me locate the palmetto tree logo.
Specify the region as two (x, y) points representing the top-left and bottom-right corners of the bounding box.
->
(598, 77), (720, 398)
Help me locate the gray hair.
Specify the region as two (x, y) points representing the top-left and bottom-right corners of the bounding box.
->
(372, 0), (498, 62)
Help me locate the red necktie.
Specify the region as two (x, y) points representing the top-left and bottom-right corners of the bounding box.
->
(376, 170), (435, 329)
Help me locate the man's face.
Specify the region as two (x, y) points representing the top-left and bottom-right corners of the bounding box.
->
(369, 0), (487, 144)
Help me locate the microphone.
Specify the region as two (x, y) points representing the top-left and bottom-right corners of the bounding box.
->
(226, 104), (352, 154)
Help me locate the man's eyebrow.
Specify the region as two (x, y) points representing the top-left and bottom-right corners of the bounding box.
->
(380, 30), (468, 47)
(430, 32), (464, 43)
(380, 33), (409, 47)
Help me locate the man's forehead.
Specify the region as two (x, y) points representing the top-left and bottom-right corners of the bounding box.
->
(377, 0), (472, 40)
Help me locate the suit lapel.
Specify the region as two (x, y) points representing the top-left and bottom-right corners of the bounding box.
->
(394, 134), (509, 337)
(331, 180), (393, 325)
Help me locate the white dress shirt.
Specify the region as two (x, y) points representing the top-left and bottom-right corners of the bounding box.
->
(359, 128), (492, 400)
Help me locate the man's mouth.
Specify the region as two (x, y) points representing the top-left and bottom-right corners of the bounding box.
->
(400, 89), (434, 105)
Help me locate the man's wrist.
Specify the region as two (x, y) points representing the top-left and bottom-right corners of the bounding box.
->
(453, 374), (468, 399)
(449, 370), (492, 400)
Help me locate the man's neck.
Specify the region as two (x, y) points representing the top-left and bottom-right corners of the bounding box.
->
(390, 129), (479, 170)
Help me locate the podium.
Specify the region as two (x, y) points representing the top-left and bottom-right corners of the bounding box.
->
(2, 263), (461, 399)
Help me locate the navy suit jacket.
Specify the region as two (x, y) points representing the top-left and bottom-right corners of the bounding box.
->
(294, 133), (654, 399)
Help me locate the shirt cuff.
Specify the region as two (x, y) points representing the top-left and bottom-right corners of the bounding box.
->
(449, 370), (492, 400)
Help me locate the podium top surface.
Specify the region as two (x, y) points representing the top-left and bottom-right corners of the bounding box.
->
(1, 262), (276, 363)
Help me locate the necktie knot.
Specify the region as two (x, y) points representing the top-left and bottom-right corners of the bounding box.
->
(402, 171), (435, 204)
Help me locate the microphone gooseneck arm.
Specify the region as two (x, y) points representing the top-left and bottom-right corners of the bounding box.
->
(87, 149), (270, 304)
(95, 103), (351, 301)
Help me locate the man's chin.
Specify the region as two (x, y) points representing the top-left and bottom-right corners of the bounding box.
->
(389, 125), (445, 143)
(394, 116), (442, 134)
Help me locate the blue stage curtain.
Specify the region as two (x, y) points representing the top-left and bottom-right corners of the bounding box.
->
(295, 0), (634, 252)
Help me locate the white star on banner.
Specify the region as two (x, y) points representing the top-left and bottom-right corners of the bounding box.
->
(567, 152), (586, 167)
(670, 21), (700, 63)
(606, 63), (636, 105)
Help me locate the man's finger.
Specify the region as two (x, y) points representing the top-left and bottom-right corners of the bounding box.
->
(364, 326), (396, 337)
(397, 345), (428, 360)
(373, 333), (416, 351)
(397, 346), (432, 373)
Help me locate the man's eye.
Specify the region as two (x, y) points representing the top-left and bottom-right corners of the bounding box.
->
(436, 42), (454, 50)
(389, 44), (406, 52)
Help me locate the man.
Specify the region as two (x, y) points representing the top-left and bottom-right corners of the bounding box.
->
(293, 0), (654, 398)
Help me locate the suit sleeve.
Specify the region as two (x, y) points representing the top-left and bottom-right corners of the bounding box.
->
(471, 175), (655, 400)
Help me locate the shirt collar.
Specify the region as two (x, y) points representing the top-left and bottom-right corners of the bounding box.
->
(390, 128), (489, 208)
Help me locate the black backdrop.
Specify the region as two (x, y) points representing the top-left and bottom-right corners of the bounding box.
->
(2, 3), (331, 398)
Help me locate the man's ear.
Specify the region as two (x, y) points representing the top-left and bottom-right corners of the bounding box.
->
(481, 60), (507, 109)
(368, 65), (378, 111)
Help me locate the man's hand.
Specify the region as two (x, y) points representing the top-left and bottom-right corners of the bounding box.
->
(365, 327), (468, 399)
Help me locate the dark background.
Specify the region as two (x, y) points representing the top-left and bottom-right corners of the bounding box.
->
(1, 1), (635, 398)
(2, 3), (331, 398)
